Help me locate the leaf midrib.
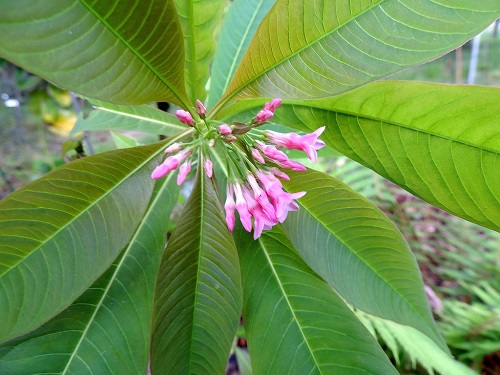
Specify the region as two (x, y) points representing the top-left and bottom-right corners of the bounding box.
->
(60, 173), (176, 374)
(308, 103), (500, 156)
(219, 98), (500, 156)
(220, 0), (268, 95)
(286, 176), (439, 345)
(258, 236), (323, 374)
(188, 163), (206, 374)
(210, 0), (386, 117)
(94, 106), (185, 131)
(186, 0), (200, 101)
(78, 0), (191, 109)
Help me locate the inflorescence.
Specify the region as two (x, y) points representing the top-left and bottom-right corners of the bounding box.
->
(151, 98), (325, 239)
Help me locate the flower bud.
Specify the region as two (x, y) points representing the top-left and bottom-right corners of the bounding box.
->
(255, 109), (274, 123)
(176, 110), (194, 125)
(263, 98), (282, 112)
(218, 124), (232, 135)
(196, 100), (206, 117)
(203, 160), (213, 178)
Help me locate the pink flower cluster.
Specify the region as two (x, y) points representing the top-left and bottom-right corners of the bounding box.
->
(225, 170), (305, 239)
(150, 98), (326, 240)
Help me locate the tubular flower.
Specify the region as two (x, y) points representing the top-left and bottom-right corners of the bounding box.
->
(203, 159), (213, 178)
(218, 124), (232, 135)
(265, 126), (326, 163)
(224, 184), (236, 232)
(196, 100), (206, 117)
(263, 98), (282, 112)
(151, 98), (325, 239)
(176, 110), (194, 125)
(255, 109), (274, 123)
(177, 162), (191, 185)
(151, 148), (191, 180)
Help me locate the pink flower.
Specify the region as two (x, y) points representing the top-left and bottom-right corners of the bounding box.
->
(251, 148), (265, 164)
(263, 98), (282, 112)
(266, 126), (326, 163)
(218, 124), (232, 135)
(233, 183), (253, 232)
(275, 191), (306, 222)
(164, 142), (183, 153)
(224, 185), (236, 232)
(151, 149), (191, 179)
(256, 170), (305, 222)
(196, 100), (206, 117)
(177, 162), (191, 185)
(246, 174), (263, 198)
(269, 167), (290, 181)
(203, 159), (213, 178)
(176, 110), (194, 125)
(256, 142), (289, 163)
(279, 159), (307, 171)
(241, 186), (277, 239)
(246, 174), (277, 221)
(255, 109), (274, 123)
(255, 142), (306, 171)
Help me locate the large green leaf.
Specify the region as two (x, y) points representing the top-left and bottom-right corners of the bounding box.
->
(151, 165), (242, 375)
(174, 0), (226, 103)
(207, 0), (276, 108)
(235, 225), (398, 375)
(0, 140), (170, 343)
(280, 168), (447, 352)
(0, 176), (180, 374)
(0, 0), (190, 107)
(72, 101), (186, 135)
(212, 0), (499, 114)
(272, 81), (500, 233)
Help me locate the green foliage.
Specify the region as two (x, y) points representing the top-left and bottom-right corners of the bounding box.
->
(1, 1), (500, 374)
(0, 0), (190, 107)
(281, 168), (446, 352)
(213, 0), (499, 112)
(235, 226), (398, 375)
(356, 311), (477, 375)
(0, 141), (169, 342)
(72, 101), (185, 136)
(440, 283), (500, 363)
(151, 166), (242, 374)
(174, 0), (226, 102)
(329, 155), (500, 371)
(0, 176), (180, 374)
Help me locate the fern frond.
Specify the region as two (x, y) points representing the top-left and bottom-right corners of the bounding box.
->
(355, 311), (478, 375)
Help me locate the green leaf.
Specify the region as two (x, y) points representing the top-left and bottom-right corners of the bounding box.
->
(280, 168), (447, 352)
(72, 102), (185, 136)
(213, 0), (499, 114)
(273, 81), (500, 233)
(151, 165), (242, 375)
(207, 0), (276, 107)
(235, 226), (398, 375)
(0, 140), (171, 343)
(0, 176), (180, 374)
(174, 0), (226, 102)
(111, 131), (141, 148)
(0, 0), (190, 107)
